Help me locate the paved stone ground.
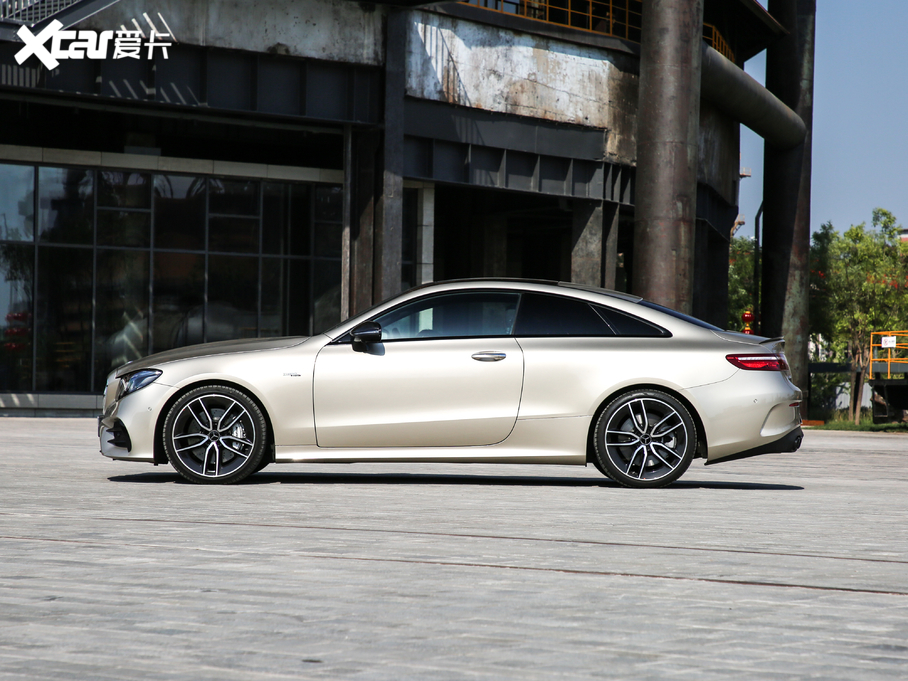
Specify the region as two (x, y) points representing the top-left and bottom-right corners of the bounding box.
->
(1, 419), (907, 680)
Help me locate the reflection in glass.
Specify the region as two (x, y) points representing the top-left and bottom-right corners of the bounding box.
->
(0, 164), (35, 241)
(38, 167), (93, 244)
(209, 178), (259, 216)
(208, 255), (258, 341)
(313, 259), (341, 334)
(375, 292), (519, 340)
(98, 171), (151, 208)
(153, 251), (204, 351)
(262, 257), (309, 336)
(209, 216), (259, 253)
(154, 174), (205, 250)
(287, 184), (312, 256)
(35, 246), (93, 390)
(313, 222), (342, 258)
(0, 243), (34, 390)
(314, 185), (343, 221)
(313, 185), (342, 257)
(97, 210), (151, 247)
(95, 250), (150, 390)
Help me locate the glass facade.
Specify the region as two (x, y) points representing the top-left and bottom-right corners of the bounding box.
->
(0, 162), (343, 394)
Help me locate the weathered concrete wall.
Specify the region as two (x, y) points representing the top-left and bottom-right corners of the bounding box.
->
(407, 11), (639, 163)
(83, 0), (384, 65)
(698, 100), (739, 206)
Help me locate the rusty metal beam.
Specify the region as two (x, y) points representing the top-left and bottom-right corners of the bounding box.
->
(374, 9), (407, 303)
(700, 44), (806, 150)
(632, 0), (704, 314)
(761, 0), (815, 395)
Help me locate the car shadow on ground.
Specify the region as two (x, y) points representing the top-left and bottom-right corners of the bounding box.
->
(108, 471), (803, 491)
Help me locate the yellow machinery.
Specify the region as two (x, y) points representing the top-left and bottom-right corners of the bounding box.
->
(869, 330), (908, 422)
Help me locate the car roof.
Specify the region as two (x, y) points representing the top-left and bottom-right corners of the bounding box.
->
(408, 278), (643, 303)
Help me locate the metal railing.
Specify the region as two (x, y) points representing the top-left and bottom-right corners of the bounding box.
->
(871, 330), (908, 379)
(703, 23), (734, 62)
(1, 0), (80, 25)
(462, 0), (735, 63)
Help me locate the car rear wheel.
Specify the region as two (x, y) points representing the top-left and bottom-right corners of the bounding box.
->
(593, 389), (696, 488)
(163, 385), (267, 484)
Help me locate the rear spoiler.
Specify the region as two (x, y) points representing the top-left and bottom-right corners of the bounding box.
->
(760, 337), (785, 353)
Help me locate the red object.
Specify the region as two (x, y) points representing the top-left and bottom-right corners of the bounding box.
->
(726, 354), (789, 371)
(741, 309), (755, 334)
(3, 342), (26, 352)
(4, 326), (28, 337)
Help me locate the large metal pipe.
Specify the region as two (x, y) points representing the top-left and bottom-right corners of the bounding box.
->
(700, 44), (806, 150)
(761, 0), (815, 396)
(632, 0), (704, 314)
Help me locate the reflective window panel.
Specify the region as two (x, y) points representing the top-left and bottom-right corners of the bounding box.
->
(98, 171), (152, 209)
(35, 246), (93, 390)
(94, 249), (150, 389)
(38, 167), (93, 244)
(208, 255), (259, 341)
(153, 251), (204, 351)
(209, 216), (260, 254)
(0, 243), (34, 391)
(313, 259), (341, 334)
(209, 178), (259, 216)
(154, 175), (205, 250)
(97, 210), (151, 248)
(0, 164), (35, 241)
(262, 257), (309, 337)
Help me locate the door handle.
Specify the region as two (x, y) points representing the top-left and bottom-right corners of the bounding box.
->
(471, 351), (507, 362)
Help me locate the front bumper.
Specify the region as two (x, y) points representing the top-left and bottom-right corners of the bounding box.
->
(98, 382), (172, 462)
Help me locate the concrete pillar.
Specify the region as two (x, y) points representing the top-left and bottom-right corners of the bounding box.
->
(482, 216), (507, 277)
(632, 0), (704, 313)
(350, 130), (378, 317)
(571, 200), (603, 287)
(762, 0), (815, 394)
(374, 10), (406, 303)
(415, 185), (435, 285)
(571, 200), (619, 289)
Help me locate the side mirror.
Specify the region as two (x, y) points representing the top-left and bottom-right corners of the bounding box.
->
(350, 321), (382, 351)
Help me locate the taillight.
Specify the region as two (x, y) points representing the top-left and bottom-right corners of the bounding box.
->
(726, 353), (789, 371)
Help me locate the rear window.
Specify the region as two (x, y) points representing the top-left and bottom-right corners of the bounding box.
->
(514, 293), (612, 336)
(637, 300), (722, 331)
(594, 306), (669, 337)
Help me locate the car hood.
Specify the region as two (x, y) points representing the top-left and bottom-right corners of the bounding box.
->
(114, 337), (309, 378)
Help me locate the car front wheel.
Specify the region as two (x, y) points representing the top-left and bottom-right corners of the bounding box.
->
(163, 385), (267, 484)
(593, 389), (696, 488)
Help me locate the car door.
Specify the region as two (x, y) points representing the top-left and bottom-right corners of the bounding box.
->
(313, 291), (523, 448)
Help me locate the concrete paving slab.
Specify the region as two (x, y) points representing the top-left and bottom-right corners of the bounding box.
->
(0, 421), (906, 679)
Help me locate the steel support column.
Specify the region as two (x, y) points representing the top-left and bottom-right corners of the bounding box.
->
(374, 9), (407, 303)
(632, 0), (704, 313)
(762, 0), (815, 394)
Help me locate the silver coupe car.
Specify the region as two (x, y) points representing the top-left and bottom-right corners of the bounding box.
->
(98, 279), (803, 488)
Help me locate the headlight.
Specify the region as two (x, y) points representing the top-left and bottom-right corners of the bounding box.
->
(117, 369), (163, 399)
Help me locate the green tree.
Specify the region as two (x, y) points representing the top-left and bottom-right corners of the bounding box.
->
(727, 235), (759, 331)
(816, 209), (908, 423)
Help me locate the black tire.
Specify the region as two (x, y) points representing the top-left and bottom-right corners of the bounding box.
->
(163, 385), (267, 484)
(593, 389), (696, 488)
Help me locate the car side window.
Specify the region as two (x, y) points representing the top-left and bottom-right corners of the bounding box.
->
(593, 305), (669, 337)
(513, 293), (613, 336)
(373, 292), (520, 340)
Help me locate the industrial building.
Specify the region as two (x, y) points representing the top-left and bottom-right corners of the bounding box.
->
(0, 0), (813, 413)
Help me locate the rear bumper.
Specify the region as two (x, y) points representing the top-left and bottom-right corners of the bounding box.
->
(704, 426), (803, 466)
